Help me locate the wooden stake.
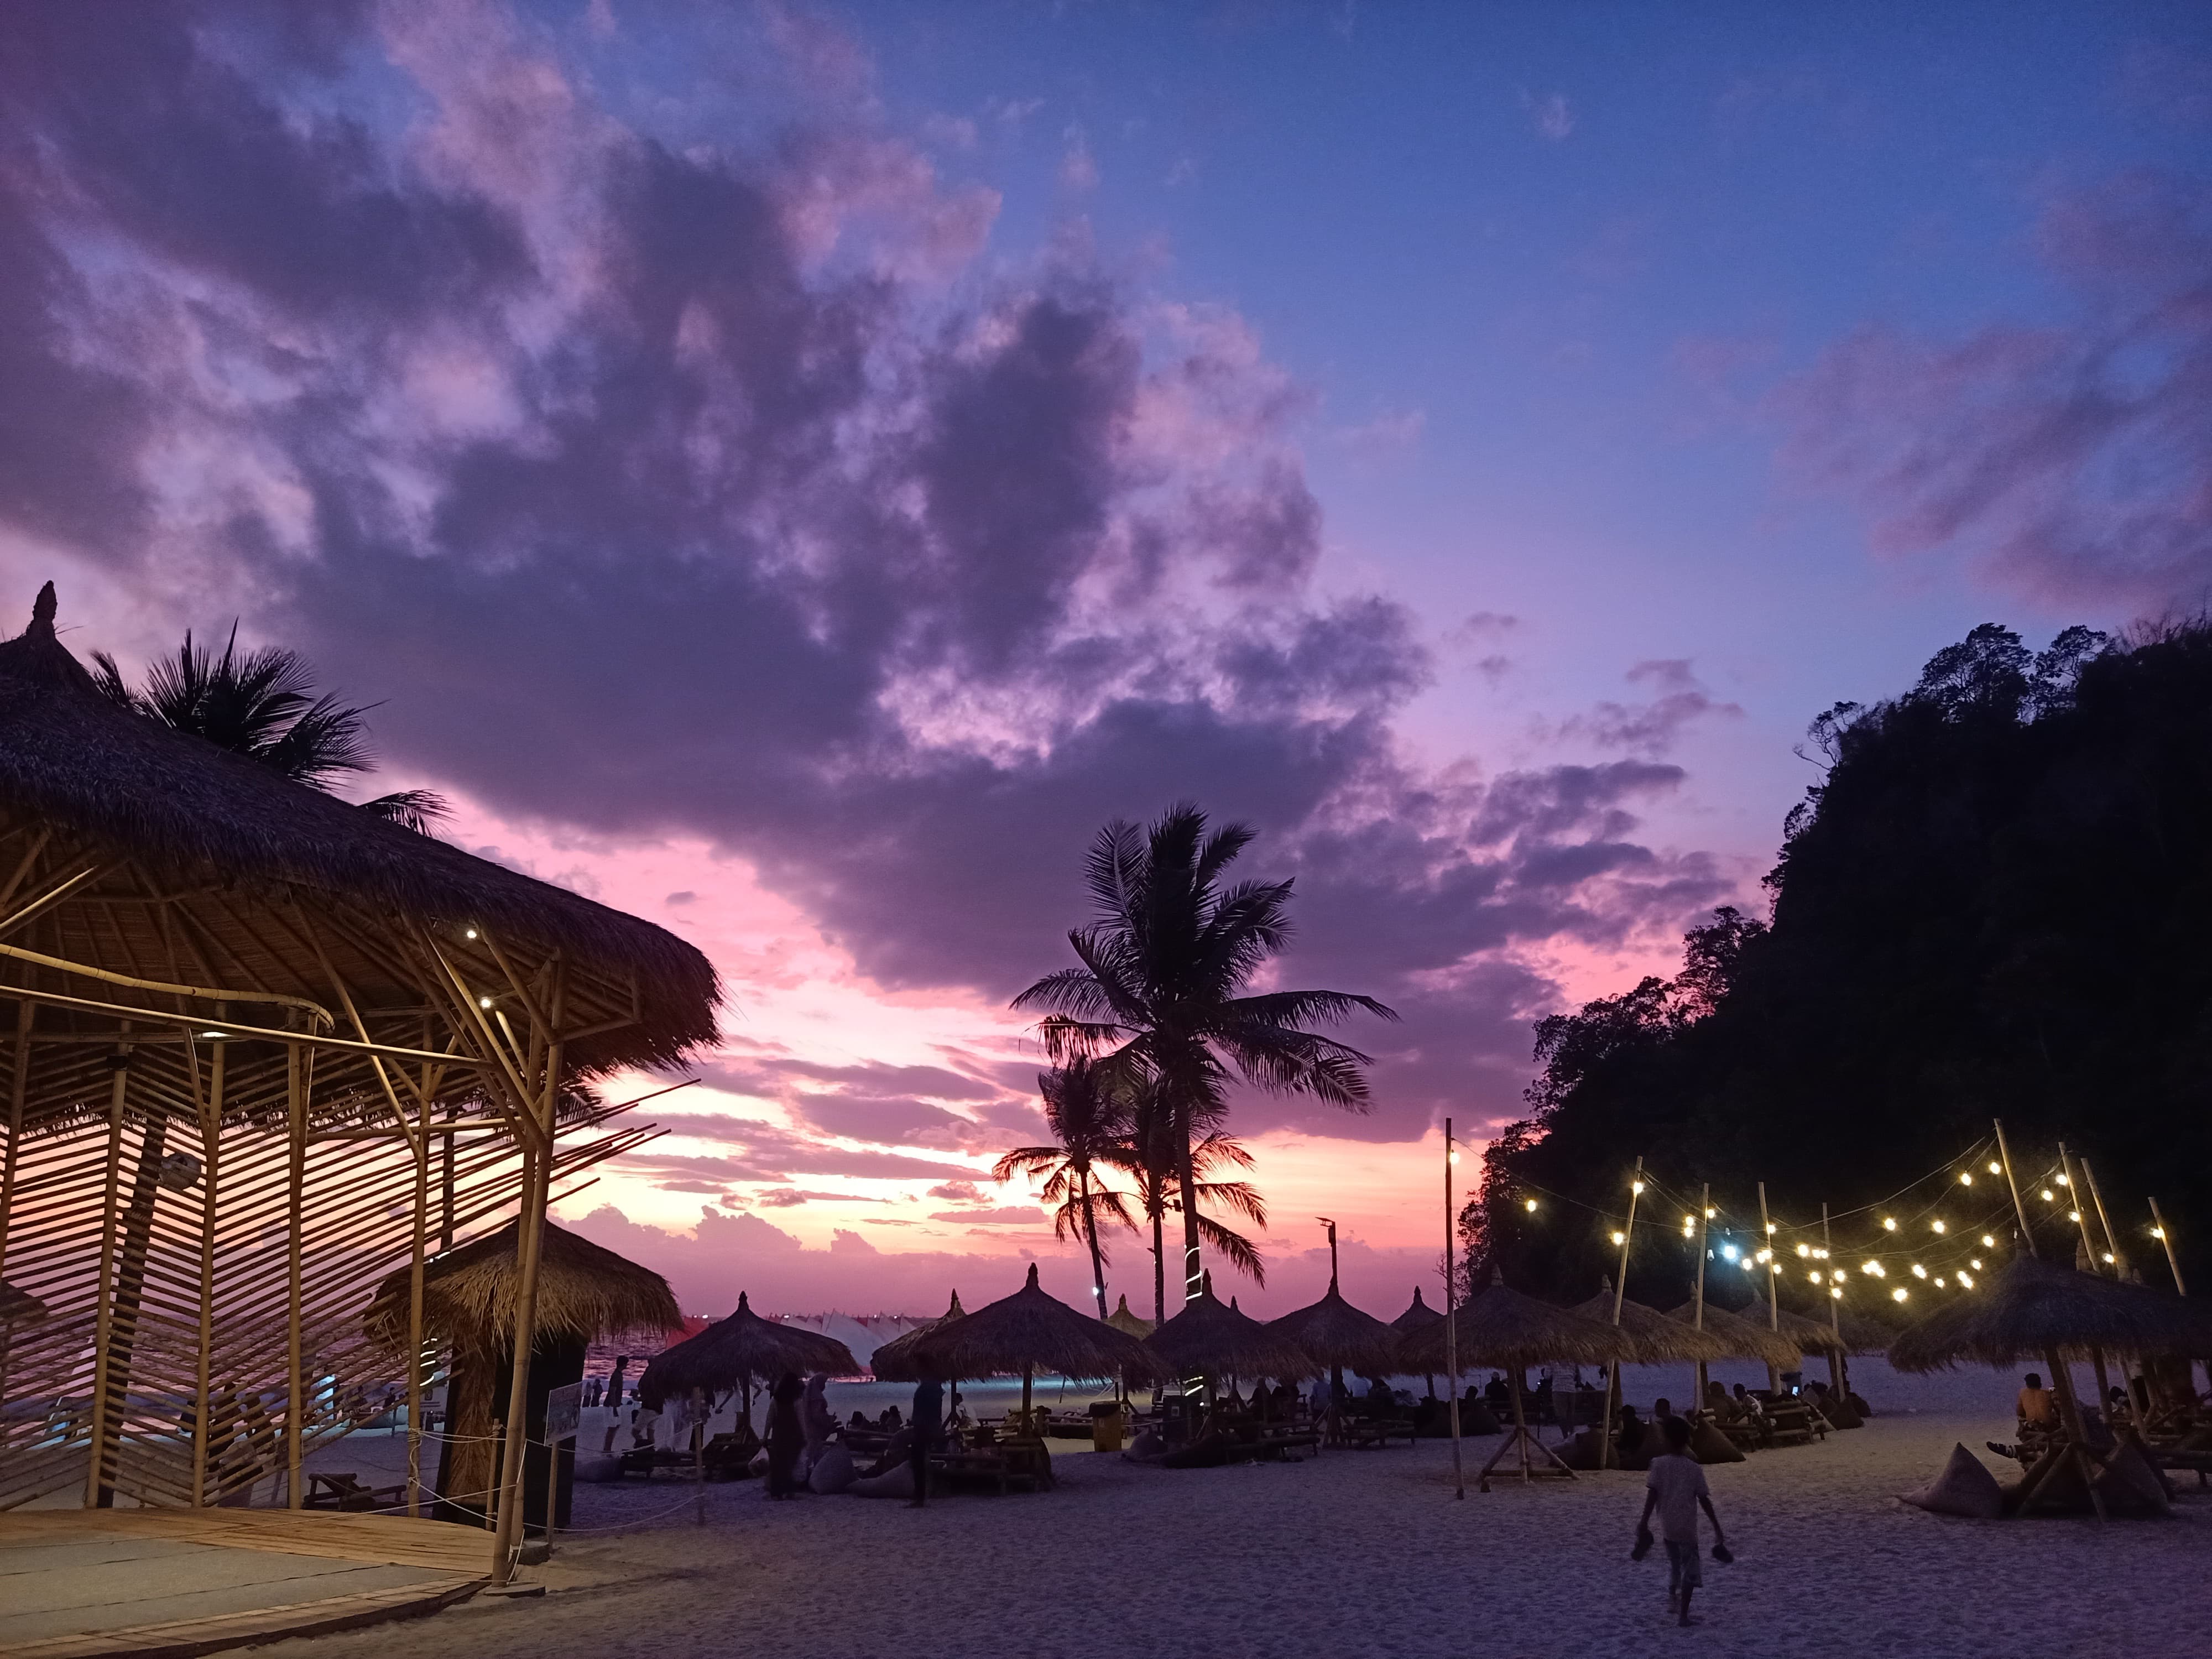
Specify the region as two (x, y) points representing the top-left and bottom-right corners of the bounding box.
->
(0, 997), (30, 1467)
(190, 1022), (225, 1507)
(1443, 1118), (1463, 1500)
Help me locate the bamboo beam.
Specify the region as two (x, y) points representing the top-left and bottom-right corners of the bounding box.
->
(0, 978), (488, 1066)
(82, 1048), (131, 1508)
(0, 996), (32, 1465)
(286, 1045), (305, 1510)
(190, 1021), (226, 1507)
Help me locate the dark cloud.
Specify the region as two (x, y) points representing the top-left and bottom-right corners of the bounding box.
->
(0, 3), (1740, 1151)
(1553, 660), (1744, 756)
(1773, 169), (2212, 611)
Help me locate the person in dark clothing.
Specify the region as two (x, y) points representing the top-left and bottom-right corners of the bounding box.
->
(765, 1371), (805, 1499)
(1614, 1402), (1645, 1462)
(908, 1369), (943, 1509)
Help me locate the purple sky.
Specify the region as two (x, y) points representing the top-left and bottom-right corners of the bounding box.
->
(2, 2), (2206, 1315)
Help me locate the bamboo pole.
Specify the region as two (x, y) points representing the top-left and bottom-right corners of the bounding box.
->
(286, 1042), (305, 1510)
(1691, 1185), (1710, 1406)
(1443, 1118), (1463, 1500)
(2056, 1145), (2114, 1412)
(82, 1047), (130, 1508)
(1756, 1181), (1781, 1390)
(2149, 1198), (2185, 1294)
(1994, 1120), (2034, 1255)
(1599, 1156), (1641, 1469)
(408, 1088), (428, 1517)
(1823, 1203), (1845, 1400)
(190, 1024), (225, 1506)
(2080, 1160), (2126, 1277)
(0, 997), (27, 1467)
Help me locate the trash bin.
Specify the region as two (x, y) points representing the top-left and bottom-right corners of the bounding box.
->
(1090, 1400), (1123, 1453)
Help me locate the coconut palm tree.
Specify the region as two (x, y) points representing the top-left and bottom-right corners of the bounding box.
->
(92, 625), (447, 830)
(992, 1058), (1139, 1321)
(1127, 1126), (1271, 1327)
(1013, 802), (1395, 1311)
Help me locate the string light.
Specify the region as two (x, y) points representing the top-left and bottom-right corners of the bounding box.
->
(1959, 1172), (1974, 1186)
(1682, 1220), (1695, 1238)
(1987, 1161), (2002, 1175)
(477, 995), (493, 1009)
(1765, 1223), (1776, 1234)
(2068, 1210), (2081, 1223)
(2153, 1227), (2166, 1240)
(1862, 1262), (1885, 1277)
(1911, 1264), (1928, 1279)
(1830, 1287), (1843, 1300)
(2101, 1252), (2115, 1264)
(1932, 1220), (1947, 1234)
(1969, 1259), (1983, 1270)
(1934, 1276), (1947, 1287)
(1756, 1249), (1772, 1264)
(1610, 1230), (1626, 1246)
(1981, 1235), (1995, 1248)
(1810, 1270), (1823, 1282)
(1704, 1208), (1716, 1219)
(1892, 1287), (1908, 1302)
(1448, 1150), (1461, 1165)
(2056, 1174), (2069, 1187)
(1631, 1180), (1645, 1194)
(1957, 1271), (1974, 1289)
(1796, 1244), (1811, 1258)
(1524, 1198), (1538, 1213)
(2041, 1188), (2054, 1202)
(1882, 1218), (1897, 1232)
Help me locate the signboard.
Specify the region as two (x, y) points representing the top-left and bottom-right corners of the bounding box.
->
(545, 1381), (583, 1443)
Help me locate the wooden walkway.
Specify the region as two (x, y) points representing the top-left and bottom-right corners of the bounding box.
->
(0, 1509), (488, 1659)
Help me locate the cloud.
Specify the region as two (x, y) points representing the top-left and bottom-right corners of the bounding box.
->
(927, 1180), (984, 1201)
(1332, 408), (1425, 459)
(1553, 660), (1744, 756)
(0, 2), (1740, 1154)
(1772, 169), (2212, 611)
(929, 1206), (1044, 1225)
(1524, 91), (1574, 141)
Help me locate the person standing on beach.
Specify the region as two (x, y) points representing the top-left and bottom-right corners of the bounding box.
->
(765, 1371), (805, 1499)
(1636, 1415), (1728, 1627)
(907, 1370), (943, 1509)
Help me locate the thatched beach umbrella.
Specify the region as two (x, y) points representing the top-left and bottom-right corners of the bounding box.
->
(1105, 1293), (1154, 1339)
(1266, 1278), (1399, 1378)
(899, 1264), (1164, 1417)
(366, 1220), (677, 1525)
(869, 1291), (967, 1381)
(1740, 1291), (1845, 1357)
(1830, 1303), (1898, 1355)
(1147, 1272), (1315, 1386)
(1886, 1255), (2212, 1373)
(640, 1291), (859, 1413)
(1665, 1301), (1801, 1371)
(1392, 1286), (1445, 1397)
(1566, 1289), (1735, 1366)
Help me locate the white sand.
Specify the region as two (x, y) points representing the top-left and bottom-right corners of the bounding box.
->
(264, 1360), (2202, 1659)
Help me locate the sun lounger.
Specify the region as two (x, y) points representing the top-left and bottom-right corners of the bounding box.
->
(304, 1471), (406, 1511)
(1752, 1395), (1823, 1446)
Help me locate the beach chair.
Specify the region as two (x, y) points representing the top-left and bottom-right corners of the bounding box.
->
(303, 1471), (406, 1511)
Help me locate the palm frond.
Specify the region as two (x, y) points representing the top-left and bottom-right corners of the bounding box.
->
(362, 789), (450, 833)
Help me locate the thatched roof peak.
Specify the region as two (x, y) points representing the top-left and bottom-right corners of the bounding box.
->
(0, 586), (719, 1070)
(364, 1220), (677, 1359)
(886, 1261), (1163, 1385)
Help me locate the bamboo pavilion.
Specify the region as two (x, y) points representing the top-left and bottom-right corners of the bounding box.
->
(0, 587), (717, 1583)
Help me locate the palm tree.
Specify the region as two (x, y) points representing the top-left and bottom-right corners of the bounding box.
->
(92, 626), (447, 830)
(1126, 1122), (1271, 1327)
(992, 1058), (1139, 1321)
(1015, 802), (1395, 1313)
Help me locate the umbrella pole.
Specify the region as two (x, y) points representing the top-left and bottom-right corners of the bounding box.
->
(1022, 1363), (1032, 1424)
(1444, 1118), (1464, 1500)
(1601, 1157), (1641, 1470)
(1692, 1185), (1710, 1408)
(1757, 1181), (1781, 1391)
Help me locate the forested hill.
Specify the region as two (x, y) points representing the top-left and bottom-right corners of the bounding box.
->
(1469, 620), (2212, 1301)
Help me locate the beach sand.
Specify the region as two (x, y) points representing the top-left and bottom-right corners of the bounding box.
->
(256, 1359), (2205, 1659)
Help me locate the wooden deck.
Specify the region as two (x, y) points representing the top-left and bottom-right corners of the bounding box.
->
(0, 1509), (488, 1659)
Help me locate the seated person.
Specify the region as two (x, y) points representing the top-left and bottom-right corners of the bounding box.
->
(848, 1409), (870, 1430)
(1987, 1371), (2060, 1462)
(1652, 1396), (1677, 1426)
(860, 1425), (915, 1479)
(1614, 1402), (1645, 1461)
(1704, 1380), (1740, 1421)
(1731, 1383), (1765, 1415)
(1484, 1374), (1511, 1412)
(881, 1405), (904, 1431)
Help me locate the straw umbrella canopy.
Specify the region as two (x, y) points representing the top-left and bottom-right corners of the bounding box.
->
(1392, 1286), (1446, 1396)
(1887, 1255), (2212, 1372)
(1663, 1301), (1801, 1370)
(1105, 1293), (1154, 1339)
(1830, 1304), (1898, 1355)
(1265, 1278), (1399, 1379)
(1564, 1290), (1734, 1365)
(868, 1291), (967, 1381)
(366, 1220), (678, 1519)
(1400, 1277), (1644, 1375)
(896, 1264), (1165, 1415)
(639, 1292), (858, 1408)
(0, 1280), (48, 1326)
(1739, 1291), (1846, 1357)
(1147, 1272), (1315, 1385)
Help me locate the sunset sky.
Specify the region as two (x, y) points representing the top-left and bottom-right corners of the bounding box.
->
(4, 2), (2205, 1318)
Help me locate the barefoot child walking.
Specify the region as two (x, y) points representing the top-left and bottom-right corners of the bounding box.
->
(1635, 1415), (1729, 1626)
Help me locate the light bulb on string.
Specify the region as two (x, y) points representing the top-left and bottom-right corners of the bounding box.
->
(1796, 1244), (1811, 1258)
(2056, 1174), (2068, 1187)
(2068, 1210), (2081, 1223)
(2153, 1227), (2166, 1240)
(1969, 1259), (1983, 1270)
(1981, 1235), (1995, 1248)
(1704, 1208), (1715, 1219)
(1957, 1271), (1974, 1288)
(1911, 1264), (1928, 1279)
(1934, 1276), (1947, 1288)
(1882, 1218), (1897, 1232)
(1932, 1220), (1947, 1234)
(1631, 1180), (1645, 1194)
(1524, 1198), (1537, 1213)
(1610, 1231), (1626, 1246)
(1987, 1161), (2002, 1175)
(1862, 1262), (1884, 1276)
(1892, 1287), (1909, 1302)
(1959, 1172), (1973, 1186)
(2040, 1189), (2054, 1202)
(1830, 1287), (1843, 1300)
(2101, 1252), (2115, 1264)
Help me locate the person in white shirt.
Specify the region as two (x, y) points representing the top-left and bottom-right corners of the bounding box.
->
(1636, 1415), (1729, 1626)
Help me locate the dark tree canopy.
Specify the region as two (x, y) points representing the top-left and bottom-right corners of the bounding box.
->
(1470, 619), (2212, 1300)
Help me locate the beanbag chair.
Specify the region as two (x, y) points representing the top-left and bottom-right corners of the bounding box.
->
(1845, 1391), (1872, 1418)
(807, 1445), (856, 1495)
(2091, 1441), (2173, 1517)
(1689, 1420), (1745, 1464)
(1460, 1402), (1502, 1436)
(847, 1460), (916, 1500)
(1900, 1442), (2005, 1518)
(572, 1453), (627, 1483)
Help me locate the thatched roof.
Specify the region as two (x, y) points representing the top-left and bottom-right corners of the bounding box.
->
(0, 1278), (48, 1324)
(364, 1219), (677, 1359)
(1397, 1274), (1641, 1373)
(1566, 1285), (1734, 1365)
(1739, 1291), (1846, 1356)
(1264, 1277), (1399, 1375)
(1887, 1255), (2212, 1372)
(1663, 1301), (1802, 1369)
(867, 1291), (966, 1381)
(1146, 1272), (1316, 1382)
(1105, 1293), (1154, 1339)
(1830, 1303), (1898, 1355)
(0, 587), (718, 1077)
(1391, 1286), (1444, 1334)
(639, 1292), (859, 1405)
(891, 1265), (1166, 1385)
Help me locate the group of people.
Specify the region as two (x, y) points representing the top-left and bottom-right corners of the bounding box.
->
(759, 1371), (952, 1505)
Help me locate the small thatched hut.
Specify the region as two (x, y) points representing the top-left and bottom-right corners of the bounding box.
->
(1564, 1288), (1734, 1366)
(894, 1265), (1163, 1415)
(640, 1292), (859, 1422)
(1146, 1272), (1314, 1386)
(869, 1292), (968, 1383)
(366, 1221), (676, 1529)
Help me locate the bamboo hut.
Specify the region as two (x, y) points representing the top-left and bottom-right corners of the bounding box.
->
(893, 1265), (1163, 1416)
(0, 585), (716, 1582)
(1146, 1272), (1314, 1387)
(1399, 1275), (1642, 1489)
(365, 1220), (675, 1529)
(640, 1292), (859, 1422)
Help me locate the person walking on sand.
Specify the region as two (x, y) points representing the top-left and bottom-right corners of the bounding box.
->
(1636, 1415), (1728, 1626)
(907, 1369), (943, 1509)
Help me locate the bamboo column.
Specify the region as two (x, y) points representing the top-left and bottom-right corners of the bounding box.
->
(287, 1042), (306, 1510)
(2149, 1198), (2184, 1293)
(2056, 1145), (2113, 1412)
(408, 1098), (429, 1516)
(190, 1027), (226, 1506)
(1443, 1118), (1463, 1500)
(1598, 1156), (1641, 1469)
(1691, 1185), (1710, 1406)
(1822, 1203), (1845, 1400)
(0, 998), (30, 1465)
(1756, 1181), (1781, 1391)
(82, 1046), (131, 1508)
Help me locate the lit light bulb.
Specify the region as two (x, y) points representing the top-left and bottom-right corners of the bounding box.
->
(1796, 1244), (1811, 1258)
(1740, 1258), (1756, 1272)
(1882, 1218), (1897, 1232)
(2153, 1227), (2166, 1239)
(2068, 1210), (2081, 1223)
(1892, 1287), (1909, 1302)
(2101, 1252), (2115, 1264)
(465, 927), (478, 940)
(1932, 1220), (1947, 1234)
(1911, 1264), (1928, 1279)
(1682, 1222), (1694, 1237)
(1756, 1249), (1772, 1264)
(1987, 1161), (2001, 1175)
(1981, 1235), (1995, 1248)
(2041, 1189), (2054, 1202)
(1830, 1287), (1843, 1300)
(1969, 1259), (1983, 1270)
(1934, 1276), (1947, 1287)
(477, 995), (493, 1009)
(1957, 1271), (1974, 1288)
(1810, 1270), (1823, 1282)
(1862, 1261), (1882, 1276)
(1631, 1180), (1645, 1194)
(1524, 1198), (1537, 1213)
(1704, 1208), (1716, 1219)
(1610, 1230), (1626, 1246)
(1959, 1172), (1974, 1186)
(1448, 1150), (1462, 1165)
(2056, 1174), (2069, 1187)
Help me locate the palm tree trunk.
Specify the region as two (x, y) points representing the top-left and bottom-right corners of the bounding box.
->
(1078, 1167), (1109, 1320)
(1177, 1115), (1202, 1310)
(1150, 1196), (1166, 1329)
